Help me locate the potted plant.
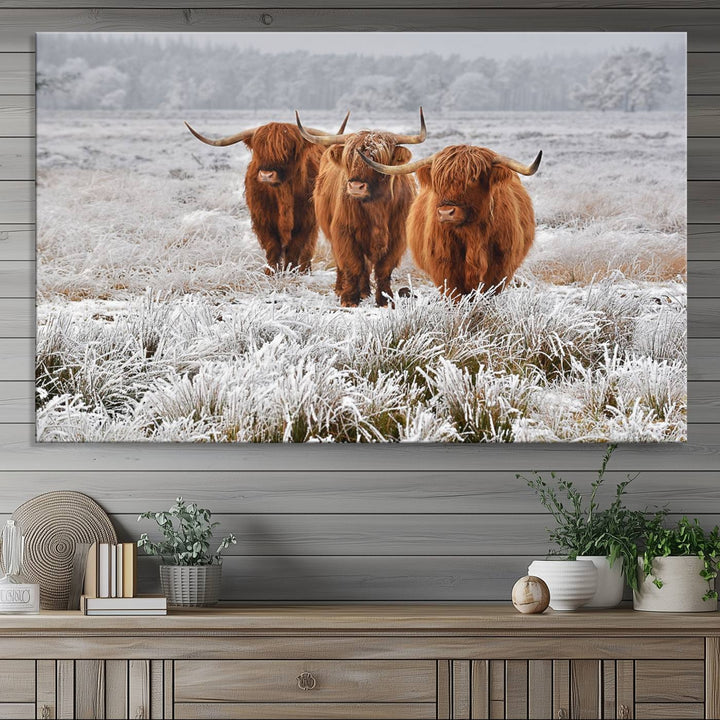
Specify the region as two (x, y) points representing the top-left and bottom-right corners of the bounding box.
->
(633, 516), (720, 613)
(519, 445), (665, 609)
(137, 497), (237, 607)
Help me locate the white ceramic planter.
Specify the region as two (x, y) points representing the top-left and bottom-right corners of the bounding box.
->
(577, 555), (624, 608)
(633, 556), (717, 613)
(527, 559), (598, 611)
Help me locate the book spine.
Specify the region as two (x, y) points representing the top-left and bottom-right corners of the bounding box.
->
(123, 542), (137, 598)
(116, 544), (123, 598)
(110, 545), (117, 598)
(98, 543), (110, 598)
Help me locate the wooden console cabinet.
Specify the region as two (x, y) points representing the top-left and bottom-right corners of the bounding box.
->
(0, 606), (717, 719)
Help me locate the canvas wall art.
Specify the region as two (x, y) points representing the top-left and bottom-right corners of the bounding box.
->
(35, 32), (687, 442)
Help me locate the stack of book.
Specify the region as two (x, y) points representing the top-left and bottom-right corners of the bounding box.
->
(81, 542), (167, 615)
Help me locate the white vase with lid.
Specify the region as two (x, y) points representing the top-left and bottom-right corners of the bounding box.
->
(528, 559), (598, 611)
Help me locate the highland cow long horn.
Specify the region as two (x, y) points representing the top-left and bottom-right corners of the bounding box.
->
(358, 151), (437, 176)
(295, 111), (351, 146)
(391, 107), (427, 145)
(337, 110), (350, 134)
(184, 121), (257, 147)
(493, 150), (543, 176)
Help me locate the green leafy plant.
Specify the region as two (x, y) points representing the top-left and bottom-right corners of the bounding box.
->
(640, 515), (720, 601)
(137, 497), (237, 566)
(517, 444), (666, 591)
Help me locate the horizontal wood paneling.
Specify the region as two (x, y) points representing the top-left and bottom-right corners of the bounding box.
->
(173, 703), (436, 720)
(0, 2), (713, 603)
(0, 138), (32, 179)
(0, 225), (33, 260)
(1, 423), (719, 471)
(2, 0), (720, 8)
(0, 96), (32, 136)
(690, 137), (720, 178)
(689, 97), (720, 136)
(72, 511), (720, 555)
(0, 9), (707, 52)
(0, 182), (32, 224)
(688, 225), (720, 260)
(0, 470), (715, 514)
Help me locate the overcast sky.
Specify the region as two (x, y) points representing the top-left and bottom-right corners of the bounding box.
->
(88, 31), (685, 60)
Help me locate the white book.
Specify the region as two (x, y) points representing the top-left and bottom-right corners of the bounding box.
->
(85, 609), (167, 616)
(110, 545), (117, 598)
(98, 543), (111, 598)
(116, 544), (124, 598)
(84, 595), (167, 611)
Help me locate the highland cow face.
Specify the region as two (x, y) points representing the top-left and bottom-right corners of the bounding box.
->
(424, 146), (497, 226)
(246, 123), (306, 186)
(327, 131), (413, 201)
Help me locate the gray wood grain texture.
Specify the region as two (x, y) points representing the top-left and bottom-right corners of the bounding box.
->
(0, 4), (712, 601)
(0, 8), (713, 52)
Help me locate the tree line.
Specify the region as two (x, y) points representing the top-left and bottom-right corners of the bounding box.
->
(37, 34), (685, 113)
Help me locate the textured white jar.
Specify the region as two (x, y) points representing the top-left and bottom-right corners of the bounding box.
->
(527, 559), (598, 611)
(633, 556), (718, 612)
(577, 556), (624, 608)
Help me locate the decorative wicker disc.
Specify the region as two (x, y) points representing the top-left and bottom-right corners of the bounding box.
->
(11, 491), (117, 610)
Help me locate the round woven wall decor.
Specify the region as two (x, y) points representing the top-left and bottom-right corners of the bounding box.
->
(11, 491), (117, 610)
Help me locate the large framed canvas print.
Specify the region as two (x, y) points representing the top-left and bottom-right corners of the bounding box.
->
(35, 32), (687, 443)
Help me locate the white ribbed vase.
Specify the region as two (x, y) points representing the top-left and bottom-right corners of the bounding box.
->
(633, 556), (717, 613)
(577, 556), (624, 608)
(528, 559), (598, 611)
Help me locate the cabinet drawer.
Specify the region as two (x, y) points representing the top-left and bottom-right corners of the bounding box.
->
(0, 661), (35, 702)
(175, 702), (436, 719)
(635, 660), (705, 702)
(174, 660), (436, 703)
(0, 705), (34, 720)
(635, 703), (704, 719)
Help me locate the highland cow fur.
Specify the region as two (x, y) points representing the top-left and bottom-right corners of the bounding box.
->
(242, 123), (324, 273)
(314, 131), (416, 307)
(407, 145), (536, 297)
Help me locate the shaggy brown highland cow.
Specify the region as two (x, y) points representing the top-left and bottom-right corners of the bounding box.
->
(185, 114), (348, 273)
(361, 144), (541, 297)
(296, 109), (427, 306)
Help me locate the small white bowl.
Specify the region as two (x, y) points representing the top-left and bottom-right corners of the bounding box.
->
(528, 559), (598, 611)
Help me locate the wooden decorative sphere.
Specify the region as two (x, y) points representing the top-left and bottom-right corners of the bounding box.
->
(512, 575), (550, 614)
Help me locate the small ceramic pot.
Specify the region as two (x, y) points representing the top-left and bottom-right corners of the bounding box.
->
(160, 563), (222, 607)
(577, 555), (624, 608)
(528, 559), (598, 611)
(633, 556), (717, 613)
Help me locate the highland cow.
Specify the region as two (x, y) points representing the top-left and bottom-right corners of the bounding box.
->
(185, 114), (348, 273)
(296, 109), (427, 306)
(361, 144), (541, 297)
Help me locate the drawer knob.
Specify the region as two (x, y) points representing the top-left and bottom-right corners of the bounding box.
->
(557, 710), (567, 719)
(297, 671), (317, 691)
(40, 705), (51, 720)
(619, 705), (631, 719)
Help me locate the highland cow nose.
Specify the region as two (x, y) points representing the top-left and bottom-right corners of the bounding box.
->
(258, 170), (278, 184)
(347, 180), (368, 197)
(437, 206), (457, 222)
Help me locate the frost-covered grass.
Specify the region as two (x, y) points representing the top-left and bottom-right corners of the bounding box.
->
(36, 109), (686, 442)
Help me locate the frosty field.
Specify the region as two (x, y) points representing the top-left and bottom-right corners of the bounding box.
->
(36, 109), (687, 442)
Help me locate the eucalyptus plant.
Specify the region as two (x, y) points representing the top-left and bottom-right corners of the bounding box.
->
(137, 497), (237, 566)
(518, 444), (666, 591)
(640, 515), (720, 600)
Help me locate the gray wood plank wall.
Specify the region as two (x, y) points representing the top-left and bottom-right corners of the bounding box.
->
(0, 1), (716, 602)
